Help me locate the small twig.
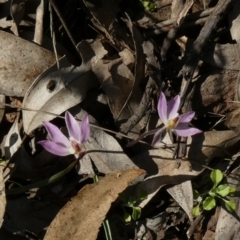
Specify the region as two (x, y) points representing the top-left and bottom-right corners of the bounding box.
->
(49, 3), (60, 69)
(126, 128), (163, 147)
(34, 0), (45, 44)
(145, 7), (214, 36)
(187, 214), (205, 238)
(180, 0), (236, 80)
(49, 0), (82, 58)
(0, 103), (150, 145)
(120, 78), (155, 135)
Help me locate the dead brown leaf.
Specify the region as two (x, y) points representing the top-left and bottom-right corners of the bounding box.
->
(22, 41), (100, 134)
(88, 39), (136, 120)
(0, 30), (58, 96)
(4, 112), (21, 160)
(81, 125), (138, 174)
(43, 169), (146, 240)
(167, 180), (194, 221)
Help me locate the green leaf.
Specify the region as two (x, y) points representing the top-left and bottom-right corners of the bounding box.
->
(142, 1), (149, 7)
(193, 190), (200, 199)
(127, 196), (135, 205)
(141, 0), (156, 11)
(192, 204), (201, 216)
(223, 199), (236, 212)
(209, 188), (217, 197)
(146, 3), (156, 11)
(138, 189), (148, 201)
(203, 196), (216, 211)
(132, 207), (142, 221)
(210, 169), (223, 186)
(124, 211), (131, 222)
(216, 184), (230, 197)
(229, 187), (236, 196)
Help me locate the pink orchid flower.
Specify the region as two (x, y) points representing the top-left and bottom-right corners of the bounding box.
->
(152, 92), (202, 146)
(38, 111), (90, 158)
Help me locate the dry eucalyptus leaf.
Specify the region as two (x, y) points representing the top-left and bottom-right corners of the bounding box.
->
(134, 130), (240, 208)
(167, 180), (193, 221)
(0, 166), (6, 228)
(4, 113), (21, 160)
(80, 126), (138, 174)
(86, 39), (136, 120)
(43, 169), (146, 240)
(215, 168), (240, 240)
(22, 41), (100, 134)
(0, 30), (59, 96)
(224, 108), (240, 129)
(119, 48), (134, 70)
(69, 109), (138, 175)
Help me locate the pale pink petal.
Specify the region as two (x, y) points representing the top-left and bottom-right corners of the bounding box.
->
(173, 127), (202, 137)
(178, 111), (195, 124)
(174, 111), (196, 130)
(43, 121), (69, 147)
(152, 129), (166, 146)
(65, 111), (80, 142)
(167, 95), (180, 120)
(158, 92), (167, 124)
(38, 140), (70, 156)
(80, 114), (90, 143)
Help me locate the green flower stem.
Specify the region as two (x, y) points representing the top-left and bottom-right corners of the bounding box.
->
(6, 159), (78, 195)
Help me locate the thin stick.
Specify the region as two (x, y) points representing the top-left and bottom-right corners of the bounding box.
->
(2, 103), (150, 145)
(49, 0), (82, 58)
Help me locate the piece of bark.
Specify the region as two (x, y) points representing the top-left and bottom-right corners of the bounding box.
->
(179, 0), (236, 112)
(182, 67), (237, 116)
(161, 0), (194, 60)
(180, 0), (237, 79)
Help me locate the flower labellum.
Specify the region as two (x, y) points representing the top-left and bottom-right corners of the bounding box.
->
(152, 92), (202, 146)
(38, 112), (90, 159)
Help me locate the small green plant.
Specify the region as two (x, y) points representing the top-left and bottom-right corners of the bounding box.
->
(119, 189), (147, 222)
(192, 169), (236, 216)
(140, 0), (156, 11)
